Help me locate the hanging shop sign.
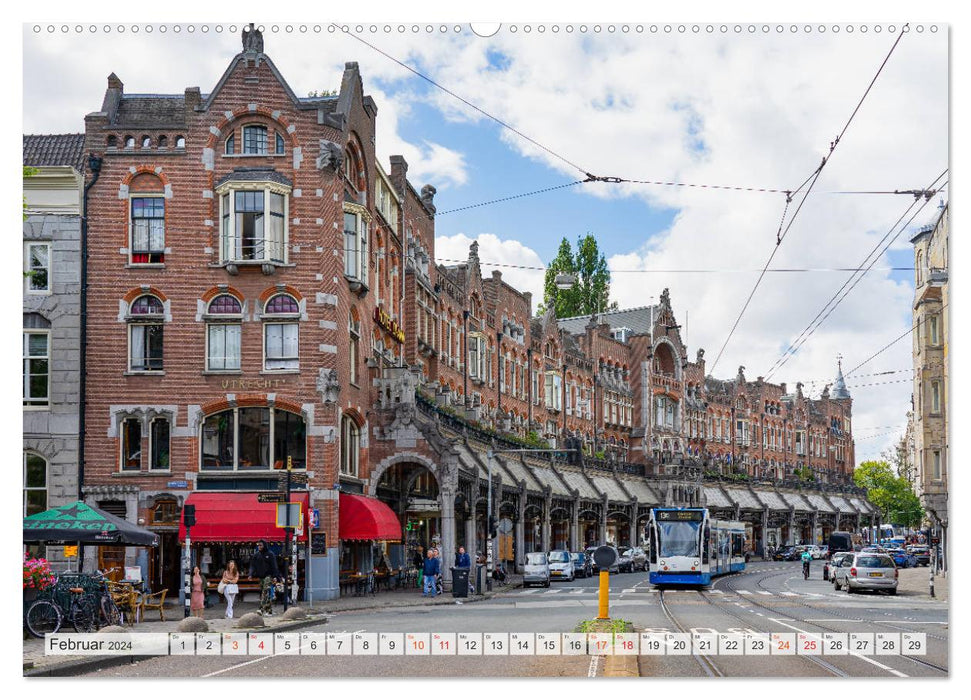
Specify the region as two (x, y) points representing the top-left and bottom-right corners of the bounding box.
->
(373, 306), (405, 344)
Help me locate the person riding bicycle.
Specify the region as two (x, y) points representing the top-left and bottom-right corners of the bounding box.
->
(800, 548), (812, 578)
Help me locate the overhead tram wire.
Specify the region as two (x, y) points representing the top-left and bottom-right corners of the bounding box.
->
(432, 257), (913, 274)
(763, 170), (947, 380)
(705, 24), (909, 378)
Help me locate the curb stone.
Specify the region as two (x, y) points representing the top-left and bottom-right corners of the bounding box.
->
(23, 615), (327, 677)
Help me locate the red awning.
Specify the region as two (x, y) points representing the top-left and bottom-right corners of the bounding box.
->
(178, 492), (310, 543)
(339, 493), (402, 542)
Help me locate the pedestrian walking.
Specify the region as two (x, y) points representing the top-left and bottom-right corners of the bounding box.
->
(422, 548), (440, 597)
(413, 545), (425, 588)
(249, 540), (282, 616)
(190, 566), (207, 618)
(220, 560), (240, 619)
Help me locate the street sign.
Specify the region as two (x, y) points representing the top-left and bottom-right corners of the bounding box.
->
(258, 493), (286, 503)
(275, 503), (303, 529)
(167, 480), (188, 489)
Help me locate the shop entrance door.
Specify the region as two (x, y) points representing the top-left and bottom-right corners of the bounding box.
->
(98, 546), (125, 581)
(157, 533), (181, 593)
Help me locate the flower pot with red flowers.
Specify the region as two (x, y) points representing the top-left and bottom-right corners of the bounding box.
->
(23, 553), (55, 601)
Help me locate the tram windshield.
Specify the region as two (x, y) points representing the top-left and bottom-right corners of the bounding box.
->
(657, 520), (702, 558)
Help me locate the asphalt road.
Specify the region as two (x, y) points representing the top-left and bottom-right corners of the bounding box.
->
(77, 561), (947, 679)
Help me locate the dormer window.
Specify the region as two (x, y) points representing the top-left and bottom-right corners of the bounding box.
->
(243, 125), (268, 155)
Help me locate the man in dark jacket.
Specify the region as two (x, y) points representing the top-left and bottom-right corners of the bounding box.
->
(422, 549), (441, 597)
(455, 547), (471, 568)
(250, 540), (281, 615)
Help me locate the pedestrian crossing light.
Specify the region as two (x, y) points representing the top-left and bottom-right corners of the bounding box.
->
(488, 515), (498, 539)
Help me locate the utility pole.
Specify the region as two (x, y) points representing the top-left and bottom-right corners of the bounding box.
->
(284, 456), (292, 612)
(182, 504), (195, 619)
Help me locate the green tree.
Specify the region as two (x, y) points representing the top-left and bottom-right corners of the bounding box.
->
(307, 89), (338, 97)
(540, 234), (617, 318)
(853, 460), (924, 528)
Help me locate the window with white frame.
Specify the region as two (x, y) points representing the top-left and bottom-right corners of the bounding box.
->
(205, 294), (242, 371)
(219, 185), (288, 264)
(263, 293), (300, 371)
(468, 333), (486, 380)
(343, 204), (370, 285)
(544, 372), (562, 411)
(24, 452), (47, 517)
(23, 330), (49, 407)
(341, 415), (360, 476)
(130, 197), (165, 264)
(24, 242), (51, 293)
(349, 311), (361, 385)
(242, 125), (268, 154)
(128, 295), (164, 372)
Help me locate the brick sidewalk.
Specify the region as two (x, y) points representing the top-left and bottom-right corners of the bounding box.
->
(896, 566), (948, 602)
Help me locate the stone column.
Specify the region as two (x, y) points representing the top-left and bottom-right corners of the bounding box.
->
(810, 511), (819, 544)
(600, 498), (609, 544)
(762, 509), (770, 558)
(440, 485), (456, 587)
(629, 511), (638, 548)
(788, 509), (796, 546)
(542, 495), (552, 552)
(515, 491), (526, 573)
(570, 506), (579, 551)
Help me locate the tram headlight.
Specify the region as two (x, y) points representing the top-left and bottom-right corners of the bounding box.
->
(659, 560), (666, 567)
(693, 560), (700, 566)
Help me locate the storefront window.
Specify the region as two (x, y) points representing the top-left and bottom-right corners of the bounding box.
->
(201, 407), (305, 471)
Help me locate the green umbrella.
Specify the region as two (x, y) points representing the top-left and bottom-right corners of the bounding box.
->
(23, 501), (158, 546)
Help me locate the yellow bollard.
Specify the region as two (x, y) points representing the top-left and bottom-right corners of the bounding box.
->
(597, 570), (610, 620)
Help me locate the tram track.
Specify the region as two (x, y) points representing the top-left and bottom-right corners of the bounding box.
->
(657, 590), (723, 677)
(720, 570), (948, 675)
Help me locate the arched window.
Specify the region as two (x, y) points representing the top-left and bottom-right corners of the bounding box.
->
(107, 135), (118, 149)
(152, 498), (179, 524)
(263, 294), (299, 371)
(175, 135), (186, 149)
(201, 407), (306, 471)
(340, 415), (360, 476)
(121, 417), (141, 470)
(141, 135), (152, 149)
(242, 125), (268, 154)
(128, 295), (164, 371)
(206, 294), (243, 371)
(158, 135), (168, 149)
(276, 132), (285, 154)
(225, 133), (235, 155)
(124, 135), (135, 149)
(130, 180), (166, 264)
(24, 452), (47, 517)
(349, 308), (361, 385)
(150, 417), (171, 470)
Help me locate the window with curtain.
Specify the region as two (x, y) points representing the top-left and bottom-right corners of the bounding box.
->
(263, 294), (299, 371)
(341, 415), (360, 476)
(130, 197), (166, 264)
(206, 294), (243, 371)
(128, 295), (164, 371)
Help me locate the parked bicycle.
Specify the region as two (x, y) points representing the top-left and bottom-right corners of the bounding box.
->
(24, 574), (97, 638)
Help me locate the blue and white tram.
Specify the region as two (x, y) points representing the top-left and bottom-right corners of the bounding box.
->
(648, 508), (746, 585)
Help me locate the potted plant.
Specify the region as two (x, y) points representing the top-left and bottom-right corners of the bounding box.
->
(23, 553), (55, 601)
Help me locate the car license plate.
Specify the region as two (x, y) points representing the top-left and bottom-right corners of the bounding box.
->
(869, 572), (883, 577)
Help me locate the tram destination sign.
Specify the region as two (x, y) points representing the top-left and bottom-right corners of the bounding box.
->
(656, 510), (704, 521)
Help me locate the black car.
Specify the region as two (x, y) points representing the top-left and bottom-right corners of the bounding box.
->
(571, 552), (593, 578)
(773, 546), (795, 561)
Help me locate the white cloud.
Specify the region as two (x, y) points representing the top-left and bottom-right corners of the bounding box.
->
(434, 232), (546, 307)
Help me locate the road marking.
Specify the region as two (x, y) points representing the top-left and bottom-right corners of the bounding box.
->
(758, 591), (773, 596)
(769, 619), (908, 677)
(622, 589), (636, 594)
(779, 592), (798, 596)
(588, 655), (600, 677)
(710, 590), (724, 595)
(735, 590), (751, 594)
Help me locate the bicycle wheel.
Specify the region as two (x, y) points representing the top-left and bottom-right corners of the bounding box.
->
(100, 594), (122, 627)
(25, 600), (62, 638)
(70, 596), (98, 633)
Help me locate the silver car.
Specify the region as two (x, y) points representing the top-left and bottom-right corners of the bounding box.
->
(623, 547), (647, 572)
(523, 551), (551, 588)
(833, 553), (898, 595)
(547, 550), (575, 582)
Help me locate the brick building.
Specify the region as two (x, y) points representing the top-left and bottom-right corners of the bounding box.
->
(77, 27), (872, 597)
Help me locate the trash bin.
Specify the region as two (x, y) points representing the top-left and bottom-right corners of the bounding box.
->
(452, 567), (470, 598)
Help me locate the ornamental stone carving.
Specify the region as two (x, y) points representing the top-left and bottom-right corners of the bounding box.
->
(316, 368), (340, 404)
(316, 140), (344, 172)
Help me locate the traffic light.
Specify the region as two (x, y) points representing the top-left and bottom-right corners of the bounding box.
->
(488, 515), (497, 539)
(183, 504), (196, 528)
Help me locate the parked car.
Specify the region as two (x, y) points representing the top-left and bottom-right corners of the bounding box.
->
(832, 552), (898, 595)
(616, 549), (633, 573)
(624, 547), (648, 572)
(886, 548), (916, 569)
(547, 550), (575, 581)
(571, 552), (593, 578)
(523, 551), (551, 588)
(773, 545), (795, 561)
(823, 551), (853, 581)
(807, 545), (824, 560)
(785, 546), (807, 562)
(907, 545), (931, 567)
(818, 545), (830, 559)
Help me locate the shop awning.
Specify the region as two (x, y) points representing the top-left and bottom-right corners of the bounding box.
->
(177, 492), (310, 543)
(339, 493), (402, 542)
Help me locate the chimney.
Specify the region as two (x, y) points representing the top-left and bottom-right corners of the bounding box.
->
(101, 73), (124, 118)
